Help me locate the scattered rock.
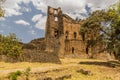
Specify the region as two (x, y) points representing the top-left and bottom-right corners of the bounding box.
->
(36, 76), (52, 80)
(76, 69), (92, 75)
(52, 68), (67, 72)
(109, 63), (116, 68)
(55, 74), (71, 80)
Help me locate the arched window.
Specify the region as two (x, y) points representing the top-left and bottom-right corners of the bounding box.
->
(65, 31), (69, 39)
(74, 32), (77, 39)
(54, 29), (58, 38)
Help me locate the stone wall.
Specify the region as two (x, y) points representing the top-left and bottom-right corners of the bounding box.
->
(45, 6), (63, 52)
(62, 14), (86, 55)
(45, 6), (86, 57)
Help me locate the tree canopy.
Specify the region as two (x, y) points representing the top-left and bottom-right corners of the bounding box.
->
(0, 0), (5, 17)
(80, 2), (120, 60)
(0, 33), (23, 62)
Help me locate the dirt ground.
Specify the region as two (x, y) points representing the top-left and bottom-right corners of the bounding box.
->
(0, 58), (120, 80)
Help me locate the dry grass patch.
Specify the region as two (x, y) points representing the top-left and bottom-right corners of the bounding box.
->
(0, 58), (120, 80)
(0, 62), (60, 70)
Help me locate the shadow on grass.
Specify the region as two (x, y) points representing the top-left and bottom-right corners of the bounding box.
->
(79, 60), (120, 67)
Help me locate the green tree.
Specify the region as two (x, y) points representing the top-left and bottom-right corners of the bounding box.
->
(108, 2), (120, 60)
(0, 33), (23, 62)
(0, 0), (6, 17)
(80, 1), (120, 60)
(80, 10), (108, 57)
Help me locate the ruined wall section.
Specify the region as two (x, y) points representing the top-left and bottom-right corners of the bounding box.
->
(45, 6), (86, 56)
(45, 6), (63, 52)
(63, 14), (82, 40)
(61, 14), (86, 55)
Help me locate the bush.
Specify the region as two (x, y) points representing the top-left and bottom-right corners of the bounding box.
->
(8, 70), (22, 80)
(0, 33), (23, 62)
(24, 67), (31, 80)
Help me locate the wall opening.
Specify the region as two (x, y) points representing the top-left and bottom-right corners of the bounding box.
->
(72, 47), (74, 54)
(54, 10), (57, 14)
(65, 31), (69, 39)
(74, 32), (77, 39)
(54, 17), (58, 21)
(54, 29), (59, 38)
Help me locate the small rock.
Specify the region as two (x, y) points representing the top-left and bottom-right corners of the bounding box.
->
(110, 63), (116, 68)
(77, 69), (92, 75)
(55, 74), (71, 80)
(36, 76), (52, 80)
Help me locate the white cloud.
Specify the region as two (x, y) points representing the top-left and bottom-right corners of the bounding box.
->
(31, 0), (47, 13)
(86, 0), (119, 11)
(3, 0), (22, 17)
(32, 14), (46, 29)
(3, 0), (32, 17)
(0, 17), (5, 21)
(15, 20), (30, 26)
(22, 0), (31, 4)
(32, 14), (42, 22)
(35, 18), (46, 29)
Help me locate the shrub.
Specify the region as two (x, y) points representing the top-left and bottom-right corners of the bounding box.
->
(0, 33), (23, 62)
(8, 70), (22, 80)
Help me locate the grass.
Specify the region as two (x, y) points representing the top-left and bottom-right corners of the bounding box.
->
(65, 65), (114, 80)
(0, 58), (120, 80)
(0, 62), (59, 70)
(0, 58), (106, 70)
(63, 59), (120, 80)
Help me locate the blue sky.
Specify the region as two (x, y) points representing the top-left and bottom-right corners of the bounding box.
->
(0, 0), (118, 43)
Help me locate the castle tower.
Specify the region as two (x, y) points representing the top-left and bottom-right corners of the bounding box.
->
(45, 6), (63, 52)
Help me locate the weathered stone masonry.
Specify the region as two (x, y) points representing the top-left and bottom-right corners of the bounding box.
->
(45, 6), (86, 56)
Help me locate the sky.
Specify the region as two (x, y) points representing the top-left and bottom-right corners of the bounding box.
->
(0, 0), (118, 43)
